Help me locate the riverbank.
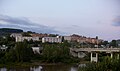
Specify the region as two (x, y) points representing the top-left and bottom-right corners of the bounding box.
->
(0, 63), (79, 71)
(0, 61), (79, 68)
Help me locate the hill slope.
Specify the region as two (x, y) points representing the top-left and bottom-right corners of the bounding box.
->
(0, 28), (23, 36)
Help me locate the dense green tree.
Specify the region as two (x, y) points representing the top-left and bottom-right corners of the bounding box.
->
(101, 41), (109, 46)
(49, 34), (58, 37)
(0, 42), (34, 63)
(80, 56), (120, 71)
(22, 32), (31, 36)
(110, 40), (118, 47)
(0, 35), (15, 47)
(42, 44), (71, 63)
(4, 49), (17, 62)
(15, 42), (34, 62)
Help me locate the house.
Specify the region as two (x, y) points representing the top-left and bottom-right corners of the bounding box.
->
(42, 36), (62, 43)
(64, 34), (83, 42)
(10, 33), (22, 37)
(32, 47), (43, 54)
(77, 37), (87, 43)
(71, 34), (82, 41)
(64, 36), (72, 42)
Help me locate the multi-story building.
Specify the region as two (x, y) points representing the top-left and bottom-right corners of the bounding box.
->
(77, 37), (86, 43)
(71, 34), (82, 41)
(64, 36), (72, 42)
(64, 34), (103, 44)
(16, 36), (39, 42)
(10, 33), (22, 37)
(42, 36), (62, 43)
(11, 33), (48, 42)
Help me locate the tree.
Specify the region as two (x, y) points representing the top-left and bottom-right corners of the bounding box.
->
(22, 32), (31, 36)
(96, 36), (98, 39)
(110, 40), (118, 47)
(15, 42), (34, 62)
(102, 41), (109, 46)
(4, 49), (17, 62)
(42, 44), (70, 63)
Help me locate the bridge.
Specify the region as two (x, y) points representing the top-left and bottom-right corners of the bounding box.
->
(70, 48), (120, 62)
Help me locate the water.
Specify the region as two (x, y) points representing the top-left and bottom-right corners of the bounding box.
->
(0, 64), (79, 71)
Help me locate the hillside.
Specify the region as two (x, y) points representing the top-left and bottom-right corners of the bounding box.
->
(0, 28), (23, 36)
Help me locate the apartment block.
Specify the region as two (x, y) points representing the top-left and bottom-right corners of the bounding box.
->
(42, 36), (62, 43)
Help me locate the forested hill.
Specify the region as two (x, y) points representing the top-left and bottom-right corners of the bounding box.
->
(0, 28), (23, 36)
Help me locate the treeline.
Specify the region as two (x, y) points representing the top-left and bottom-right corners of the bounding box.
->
(41, 43), (79, 63)
(0, 36), (15, 47)
(0, 42), (34, 63)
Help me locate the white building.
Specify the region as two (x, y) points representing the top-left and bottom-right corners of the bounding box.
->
(32, 47), (43, 54)
(42, 36), (62, 43)
(64, 36), (71, 42)
(10, 33), (40, 42)
(16, 36), (39, 42)
(10, 33), (22, 37)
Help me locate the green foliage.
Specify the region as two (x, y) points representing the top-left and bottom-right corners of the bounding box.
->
(0, 36), (15, 47)
(42, 44), (70, 63)
(49, 34), (58, 37)
(110, 40), (118, 47)
(0, 42), (34, 63)
(0, 28), (23, 36)
(4, 49), (17, 62)
(15, 42), (34, 62)
(41, 43), (78, 63)
(80, 56), (120, 71)
(22, 32), (31, 36)
(101, 41), (108, 46)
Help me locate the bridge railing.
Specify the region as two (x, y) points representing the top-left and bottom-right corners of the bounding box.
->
(70, 48), (120, 52)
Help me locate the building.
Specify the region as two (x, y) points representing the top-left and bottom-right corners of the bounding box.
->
(64, 36), (72, 42)
(10, 33), (22, 37)
(42, 36), (62, 43)
(71, 34), (82, 41)
(64, 34), (103, 44)
(10, 33), (43, 42)
(16, 36), (40, 42)
(64, 34), (83, 42)
(32, 47), (43, 54)
(77, 37), (87, 43)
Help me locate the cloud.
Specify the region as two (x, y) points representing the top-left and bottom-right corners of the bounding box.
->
(112, 16), (120, 26)
(0, 14), (59, 33)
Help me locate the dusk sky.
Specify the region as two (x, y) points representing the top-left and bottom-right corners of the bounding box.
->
(0, 0), (120, 41)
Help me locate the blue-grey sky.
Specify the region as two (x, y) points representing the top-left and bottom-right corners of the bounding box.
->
(0, 0), (120, 41)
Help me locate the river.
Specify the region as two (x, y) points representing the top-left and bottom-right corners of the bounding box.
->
(0, 64), (81, 71)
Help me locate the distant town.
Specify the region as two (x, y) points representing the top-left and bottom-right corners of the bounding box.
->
(0, 28), (120, 52)
(1, 28), (120, 47)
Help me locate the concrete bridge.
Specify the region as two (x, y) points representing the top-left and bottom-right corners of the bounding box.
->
(70, 48), (120, 62)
